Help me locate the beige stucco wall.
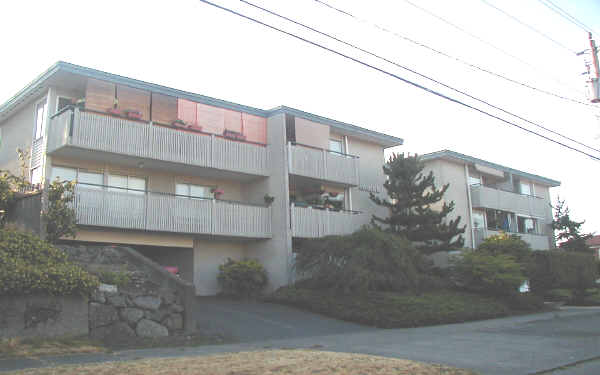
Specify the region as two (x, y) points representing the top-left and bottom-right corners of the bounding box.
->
(346, 137), (390, 227)
(0, 92), (47, 176)
(422, 159), (472, 247)
(73, 227), (194, 248)
(294, 117), (329, 149)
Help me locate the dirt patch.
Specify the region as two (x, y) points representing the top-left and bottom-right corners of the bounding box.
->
(5, 349), (479, 374)
(0, 336), (104, 359)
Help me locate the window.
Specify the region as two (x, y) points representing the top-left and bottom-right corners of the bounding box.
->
(30, 167), (42, 185)
(472, 210), (485, 230)
(520, 182), (532, 196)
(50, 166), (103, 187)
(176, 183), (211, 199)
(50, 166), (77, 182)
(34, 99), (48, 140)
(57, 97), (73, 112)
(329, 139), (343, 154)
(485, 208), (512, 231)
(108, 174), (146, 195)
(517, 216), (538, 234)
(468, 174), (481, 186)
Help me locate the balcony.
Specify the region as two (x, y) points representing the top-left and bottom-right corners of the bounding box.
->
(470, 184), (548, 217)
(290, 204), (365, 238)
(47, 108), (268, 177)
(473, 229), (550, 250)
(288, 142), (359, 186)
(73, 185), (272, 238)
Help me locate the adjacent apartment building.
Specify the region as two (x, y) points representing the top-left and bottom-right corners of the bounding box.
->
(0, 62), (403, 295)
(420, 150), (560, 251)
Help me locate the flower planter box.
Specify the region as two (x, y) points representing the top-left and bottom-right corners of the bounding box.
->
(223, 130), (246, 141)
(124, 110), (143, 120)
(107, 108), (121, 116)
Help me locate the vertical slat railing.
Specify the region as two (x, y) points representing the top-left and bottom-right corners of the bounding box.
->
(291, 205), (362, 238)
(288, 143), (359, 185)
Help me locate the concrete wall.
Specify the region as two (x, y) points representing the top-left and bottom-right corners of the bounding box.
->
(8, 193), (43, 236)
(244, 113), (292, 292)
(135, 246), (195, 284)
(193, 239), (246, 296)
(0, 295), (88, 339)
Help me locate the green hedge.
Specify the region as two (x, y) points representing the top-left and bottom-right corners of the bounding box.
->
(266, 287), (513, 328)
(0, 230), (99, 296)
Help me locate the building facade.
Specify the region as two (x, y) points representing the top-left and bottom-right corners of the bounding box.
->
(0, 62), (403, 295)
(420, 150), (560, 251)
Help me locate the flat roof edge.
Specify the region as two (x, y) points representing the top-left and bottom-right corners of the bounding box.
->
(420, 150), (561, 187)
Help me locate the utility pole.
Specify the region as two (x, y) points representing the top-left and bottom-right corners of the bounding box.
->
(587, 32), (599, 103)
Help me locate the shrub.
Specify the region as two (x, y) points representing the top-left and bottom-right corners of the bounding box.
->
(581, 290), (600, 306)
(98, 269), (130, 287)
(528, 251), (598, 302)
(544, 288), (574, 302)
(477, 232), (532, 263)
(217, 258), (268, 298)
(294, 226), (432, 294)
(452, 251), (525, 297)
(506, 292), (545, 311)
(43, 179), (77, 243)
(267, 286), (511, 328)
(0, 229), (99, 296)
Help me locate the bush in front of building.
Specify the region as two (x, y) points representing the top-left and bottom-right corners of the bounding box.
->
(0, 229), (99, 296)
(452, 250), (526, 297)
(477, 232), (532, 263)
(293, 226), (434, 295)
(528, 250), (599, 303)
(217, 258), (268, 298)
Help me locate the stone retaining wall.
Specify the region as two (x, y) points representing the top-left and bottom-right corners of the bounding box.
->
(0, 295), (88, 339)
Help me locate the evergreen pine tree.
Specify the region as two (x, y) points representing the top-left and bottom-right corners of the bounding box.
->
(552, 197), (593, 252)
(370, 153), (465, 254)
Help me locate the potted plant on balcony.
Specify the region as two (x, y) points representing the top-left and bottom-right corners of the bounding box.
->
(211, 188), (224, 199)
(72, 98), (85, 110)
(172, 119), (187, 128)
(223, 129), (246, 141)
(107, 98), (121, 116)
(264, 194), (275, 206)
(124, 109), (143, 120)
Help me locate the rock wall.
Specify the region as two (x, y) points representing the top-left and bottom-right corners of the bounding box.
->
(59, 244), (196, 341)
(0, 295), (88, 339)
(89, 284), (184, 340)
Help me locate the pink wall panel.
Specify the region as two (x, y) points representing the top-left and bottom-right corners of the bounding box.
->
(242, 113), (267, 144)
(197, 103), (224, 134)
(224, 109), (243, 133)
(177, 99), (197, 125)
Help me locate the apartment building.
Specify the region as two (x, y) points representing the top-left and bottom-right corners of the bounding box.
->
(420, 150), (560, 251)
(0, 62), (403, 295)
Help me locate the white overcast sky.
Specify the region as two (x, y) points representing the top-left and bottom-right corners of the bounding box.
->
(1, 0), (599, 233)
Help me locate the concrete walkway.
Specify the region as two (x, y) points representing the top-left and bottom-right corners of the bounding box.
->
(1, 305), (599, 375)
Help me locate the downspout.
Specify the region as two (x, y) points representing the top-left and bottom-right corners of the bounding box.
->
(343, 135), (353, 211)
(464, 164), (475, 249)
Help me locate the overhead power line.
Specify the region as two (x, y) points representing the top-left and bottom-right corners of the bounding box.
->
(239, 0), (600, 154)
(312, 0), (594, 108)
(537, 0), (600, 36)
(198, 0), (600, 161)
(478, 0), (578, 55)
(397, 0), (585, 95)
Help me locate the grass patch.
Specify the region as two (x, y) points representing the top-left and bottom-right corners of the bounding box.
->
(0, 336), (105, 359)
(266, 287), (541, 328)
(2, 349), (479, 375)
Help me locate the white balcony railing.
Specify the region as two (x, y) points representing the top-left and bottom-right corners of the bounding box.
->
(290, 203), (365, 238)
(48, 108), (268, 176)
(288, 142), (359, 186)
(73, 185), (272, 238)
(470, 184), (548, 218)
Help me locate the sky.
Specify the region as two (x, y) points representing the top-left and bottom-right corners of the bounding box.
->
(1, 0), (599, 233)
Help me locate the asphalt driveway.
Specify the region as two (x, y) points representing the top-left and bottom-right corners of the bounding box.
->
(2, 301), (599, 375)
